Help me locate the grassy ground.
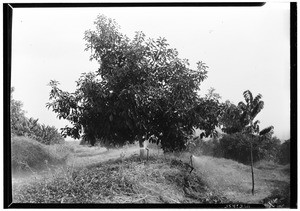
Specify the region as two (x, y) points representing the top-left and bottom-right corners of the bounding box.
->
(12, 154), (228, 203)
(192, 155), (290, 206)
(11, 139), (290, 206)
(11, 136), (72, 177)
(65, 140), (141, 168)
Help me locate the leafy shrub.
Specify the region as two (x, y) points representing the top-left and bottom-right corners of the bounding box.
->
(187, 132), (283, 165)
(18, 118), (65, 145)
(212, 133), (281, 164)
(261, 184), (290, 208)
(257, 136), (281, 162)
(10, 87), (27, 136)
(278, 139), (290, 164)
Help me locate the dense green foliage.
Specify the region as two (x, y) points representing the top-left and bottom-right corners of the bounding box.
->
(47, 14), (222, 152)
(217, 91), (274, 162)
(11, 87), (27, 136)
(188, 90), (288, 166)
(188, 135), (288, 165)
(219, 100), (246, 134)
(218, 133), (281, 164)
(195, 88), (224, 139)
(220, 90), (274, 137)
(10, 88), (64, 145)
(278, 139), (290, 164)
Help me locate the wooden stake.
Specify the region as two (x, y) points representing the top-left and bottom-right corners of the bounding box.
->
(146, 148), (149, 161)
(187, 154), (194, 174)
(190, 154), (193, 167)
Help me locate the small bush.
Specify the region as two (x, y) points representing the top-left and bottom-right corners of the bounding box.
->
(261, 184), (290, 208)
(216, 133), (281, 165)
(278, 139), (290, 165)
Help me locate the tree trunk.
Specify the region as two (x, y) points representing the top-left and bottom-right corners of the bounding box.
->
(139, 139), (145, 159)
(250, 141), (255, 195)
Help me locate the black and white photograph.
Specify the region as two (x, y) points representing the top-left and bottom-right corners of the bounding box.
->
(4, 2), (296, 208)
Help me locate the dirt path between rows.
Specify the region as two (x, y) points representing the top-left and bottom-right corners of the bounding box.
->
(12, 145), (142, 187)
(66, 145), (141, 168)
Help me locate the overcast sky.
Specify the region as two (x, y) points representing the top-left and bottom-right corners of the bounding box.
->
(11, 3), (290, 140)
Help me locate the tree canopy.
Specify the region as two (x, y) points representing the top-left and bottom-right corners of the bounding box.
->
(47, 14), (216, 152)
(11, 87), (27, 136)
(219, 100), (246, 134)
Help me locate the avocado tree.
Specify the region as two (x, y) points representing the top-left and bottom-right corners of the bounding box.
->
(47, 14), (210, 157)
(219, 100), (247, 134)
(195, 87), (224, 139)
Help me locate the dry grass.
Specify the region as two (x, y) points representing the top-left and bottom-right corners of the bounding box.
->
(11, 139), (290, 206)
(254, 160), (279, 170)
(11, 136), (72, 177)
(12, 154), (228, 203)
(192, 155), (290, 205)
(66, 142), (141, 168)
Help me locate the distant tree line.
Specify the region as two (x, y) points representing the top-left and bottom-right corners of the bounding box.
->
(10, 87), (64, 145)
(189, 135), (290, 165)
